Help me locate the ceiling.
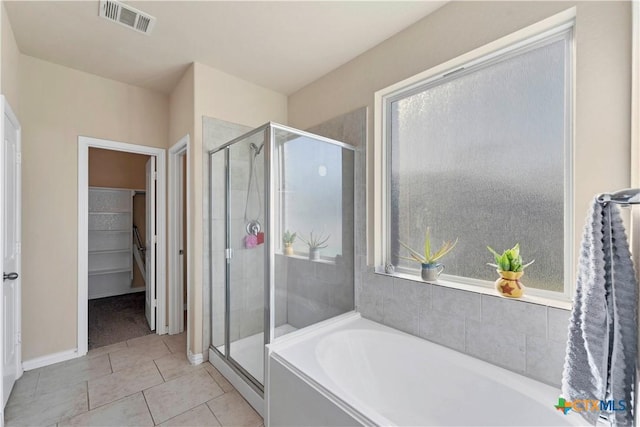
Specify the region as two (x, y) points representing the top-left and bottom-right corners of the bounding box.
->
(4, 1), (446, 95)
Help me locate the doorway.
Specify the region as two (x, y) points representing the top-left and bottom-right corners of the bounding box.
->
(86, 148), (152, 349)
(77, 137), (166, 357)
(168, 136), (189, 338)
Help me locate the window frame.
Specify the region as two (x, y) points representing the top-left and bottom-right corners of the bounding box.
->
(373, 10), (576, 303)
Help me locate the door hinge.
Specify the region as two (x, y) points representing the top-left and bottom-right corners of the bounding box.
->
(152, 299), (157, 308)
(225, 248), (233, 261)
(152, 235), (157, 244)
(16, 152), (21, 164)
(16, 242), (21, 254)
(179, 249), (184, 255)
(153, 171), (157, 180)
(16, 332), (21, 344)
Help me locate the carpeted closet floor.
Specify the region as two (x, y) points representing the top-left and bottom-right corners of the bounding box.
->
(88, 292), (152, 350)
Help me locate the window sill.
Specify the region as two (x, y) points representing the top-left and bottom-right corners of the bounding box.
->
(374, 268), (572, 311)
(277, 252), (337, 265)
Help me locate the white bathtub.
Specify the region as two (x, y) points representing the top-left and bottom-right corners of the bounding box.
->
(266, 312), (583, 427)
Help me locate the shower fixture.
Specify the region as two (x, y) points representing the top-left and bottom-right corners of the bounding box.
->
(245, 141), (264, 239)
(250, 142), (264, 156)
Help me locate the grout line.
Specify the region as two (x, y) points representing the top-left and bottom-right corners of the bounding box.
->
(545, 306), (550, 341)
(153, 359), (167, 383)
(33, 370), (42, 396)
(107, 353), (114, 374)
(84, 380), (91, 413)
(524, 333), (529, 375)
(205, 401), (223, 426)
(141, 390), (157, 426)
(463, 317), (468, 353)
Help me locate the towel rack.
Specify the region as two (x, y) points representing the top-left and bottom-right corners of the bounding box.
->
(597, 188), (640, 206)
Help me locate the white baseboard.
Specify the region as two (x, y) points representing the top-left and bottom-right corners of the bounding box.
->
(22, 349), (78, 371)
(188, 350), (203, 365)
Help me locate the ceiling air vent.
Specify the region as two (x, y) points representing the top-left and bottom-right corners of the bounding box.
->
(99, 0), (156, 35)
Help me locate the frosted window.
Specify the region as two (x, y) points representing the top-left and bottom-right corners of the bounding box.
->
(389, 35), (569, 292)
(277, 131), (344, 258)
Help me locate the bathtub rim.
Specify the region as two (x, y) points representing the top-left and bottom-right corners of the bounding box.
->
(266, 311), (380, 425)
(266, 311), (583, 427)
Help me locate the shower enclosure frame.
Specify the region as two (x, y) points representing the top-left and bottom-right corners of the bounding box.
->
(208, 122), (356, 395)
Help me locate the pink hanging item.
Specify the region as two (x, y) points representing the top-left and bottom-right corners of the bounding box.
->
(244, 234), (258, 249)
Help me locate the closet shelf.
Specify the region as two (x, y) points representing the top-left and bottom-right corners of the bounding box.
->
(88, 267), (132, 276)
(88, 187), (134, 299)
(89, 211), (132, 215)
(89, 249), (131, 255)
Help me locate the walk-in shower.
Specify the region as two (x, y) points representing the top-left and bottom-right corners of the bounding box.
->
(208, 122), (355, 395)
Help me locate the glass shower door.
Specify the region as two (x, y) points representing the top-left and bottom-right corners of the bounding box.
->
(227, 132), (266, 386)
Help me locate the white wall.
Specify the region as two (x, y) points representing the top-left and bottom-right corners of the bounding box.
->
(1, 1), (20, 113)
(19, 55), (170, 360)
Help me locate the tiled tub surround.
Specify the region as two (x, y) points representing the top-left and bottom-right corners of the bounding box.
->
(308, 107), (571, 388)
(357, 270), (570, 387)
(267, 313), (579, 427)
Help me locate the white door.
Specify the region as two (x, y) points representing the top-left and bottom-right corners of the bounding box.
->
(145, 157), (156, 330)
(178, 155), (185, 333)
(1, 98), (21, 409)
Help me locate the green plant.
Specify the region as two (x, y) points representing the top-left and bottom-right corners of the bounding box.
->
(282, 230), (297, 246)
(299, 231), (330, 250)
(487, 243), (534, 272)
(399, 227), (458, 265)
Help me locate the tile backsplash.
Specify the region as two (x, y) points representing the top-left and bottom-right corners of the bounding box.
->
(357, 267), (571, 387)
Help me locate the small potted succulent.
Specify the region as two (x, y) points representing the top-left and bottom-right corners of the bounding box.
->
(487, 243), (534, 298)
(400, 227), (458, 282)
(299, 231), (330, 261)
(282, 230), (297, 256)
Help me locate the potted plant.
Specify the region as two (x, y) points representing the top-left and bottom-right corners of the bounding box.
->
(282, 230), (297, 256)
(487, 243), (534, 298)
(299, 231), (330, 261)
(399, 227), (458, 282)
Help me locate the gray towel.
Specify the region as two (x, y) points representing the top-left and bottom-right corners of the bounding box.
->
(561, 198), (637, 426)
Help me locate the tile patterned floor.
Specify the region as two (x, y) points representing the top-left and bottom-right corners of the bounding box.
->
(4, 333), (263, 427)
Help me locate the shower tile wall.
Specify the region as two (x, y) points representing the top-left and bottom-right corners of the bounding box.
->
(310, 107), (571, 388)
(203, 117), (265, 350)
